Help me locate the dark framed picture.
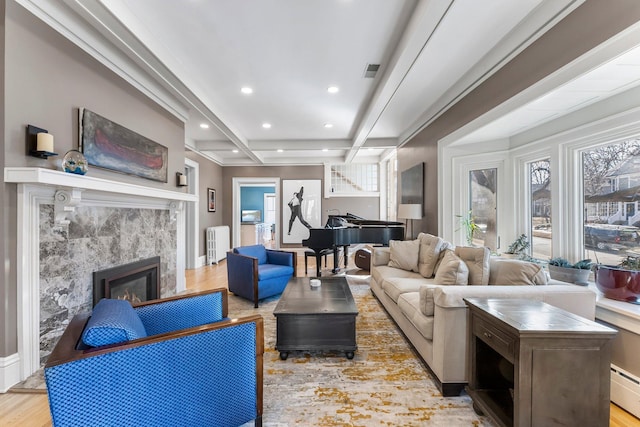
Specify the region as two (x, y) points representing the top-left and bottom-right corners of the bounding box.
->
(208, 188), (216, 212)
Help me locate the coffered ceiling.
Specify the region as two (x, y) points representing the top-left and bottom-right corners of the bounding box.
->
(20, 0), (584, 165)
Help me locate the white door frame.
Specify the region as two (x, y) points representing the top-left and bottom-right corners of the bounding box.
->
(232, 177), (280, 249)
(184, 158), (199, 268)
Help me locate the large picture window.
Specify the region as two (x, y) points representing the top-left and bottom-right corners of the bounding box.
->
(530, 159), (552, 260)
(583, 140), (640, 265)
(470, 168), (497, 250)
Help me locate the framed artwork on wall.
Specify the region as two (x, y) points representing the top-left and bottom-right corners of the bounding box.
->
(401, 162), (424, 206)
(208, 188), (216, 212)
(282, 180), (321, 244)
(79, 108), (168, 182)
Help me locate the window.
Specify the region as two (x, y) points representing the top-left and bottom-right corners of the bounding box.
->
(328, 163), (379, 195)
(530, 159), (552, 259)
(469, 168), (497, 249)
(582, 139), (640, 265)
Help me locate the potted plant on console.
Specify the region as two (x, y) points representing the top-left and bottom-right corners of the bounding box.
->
(594, 255), (640, 304)
(547, 257), (593, 285)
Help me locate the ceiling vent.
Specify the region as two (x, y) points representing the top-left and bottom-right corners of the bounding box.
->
(364, 64), (380, 78)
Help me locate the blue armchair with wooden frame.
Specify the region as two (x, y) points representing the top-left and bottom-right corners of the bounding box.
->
(44, 289), (263, 427)
(227, 244), (297, 308)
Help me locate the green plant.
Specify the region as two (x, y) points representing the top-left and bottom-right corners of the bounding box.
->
(505, 234), (529, 255)
(455, 210), (480, 245)
(548, 257), (593, 269)
(618, 255), (640, 271)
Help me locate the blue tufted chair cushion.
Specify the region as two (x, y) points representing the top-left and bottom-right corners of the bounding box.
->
(235, 244), (268, 265)
(82, 299), (147, 347)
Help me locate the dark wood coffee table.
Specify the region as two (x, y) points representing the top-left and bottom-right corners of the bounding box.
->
(273, 277), (358, 360)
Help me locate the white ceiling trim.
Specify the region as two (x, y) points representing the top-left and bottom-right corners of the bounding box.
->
(15, 0), (190, 122)
(440, 19), (640, 149)
(344, 0), (454, 163)
(400, 0), (585, 146)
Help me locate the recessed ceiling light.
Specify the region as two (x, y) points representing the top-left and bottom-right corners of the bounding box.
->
(241, 87), (253, 94)
(327, 86), (339, 94)
(277, 149), (284, 153)
(232, 149), (239, 153)
(324, 123), (333, 128)
(199, 123), (210, 129)
(322, 148), (329, 152)
(262, 123), (272, 129)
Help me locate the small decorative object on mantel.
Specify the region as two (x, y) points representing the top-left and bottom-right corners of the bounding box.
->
(26, 124), (58, 159)
(62, 149), (88, 175)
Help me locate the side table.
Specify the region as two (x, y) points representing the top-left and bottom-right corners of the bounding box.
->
(464, 298), (617, 427)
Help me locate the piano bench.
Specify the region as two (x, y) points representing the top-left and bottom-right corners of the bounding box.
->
(304, 249), (333, 275)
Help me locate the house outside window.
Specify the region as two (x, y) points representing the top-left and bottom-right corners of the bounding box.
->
(582, 139), (640, 266)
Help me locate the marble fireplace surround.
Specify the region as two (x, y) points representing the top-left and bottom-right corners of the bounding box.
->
(4, 167), (197, 381)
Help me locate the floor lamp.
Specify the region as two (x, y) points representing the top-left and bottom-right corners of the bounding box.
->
(397, 204), (422, 240)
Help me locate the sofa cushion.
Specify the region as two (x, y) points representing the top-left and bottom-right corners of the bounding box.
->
(382, 278), (426, 303)
(398, 292), (434, 340)
(434, 250), (469, 285)
(489, 257), (548, 285)
(454, 246), (490, 285)
(433, 240), (455, 273)
(417, 233), (445, 278)
(372, 247), (391, 266)
(258, 264), (294, 280)
(388, 239), (420, 272)
(419, 286), (436, 316)
(372, 265), (423, 286)
(82, 299), (147, 347)
(235, 244), (268, 265)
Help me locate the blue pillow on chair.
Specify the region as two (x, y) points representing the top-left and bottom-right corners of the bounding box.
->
(82, 299), (147, 347)
(235, 245), (268, 265)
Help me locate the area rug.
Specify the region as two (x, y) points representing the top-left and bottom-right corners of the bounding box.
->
(230, 278), (495, 426)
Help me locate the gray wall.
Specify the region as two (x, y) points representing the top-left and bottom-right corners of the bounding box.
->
(0, 2), (189, 357)
(222, 165), (380, 245)
(398, 0), (640, 237)
(185, 150), (224, 256)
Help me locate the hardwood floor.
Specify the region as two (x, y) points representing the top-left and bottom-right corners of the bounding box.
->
(1, 251), (638, 427)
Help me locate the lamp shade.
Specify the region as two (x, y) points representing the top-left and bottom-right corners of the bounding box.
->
(397, 204), (422, 220)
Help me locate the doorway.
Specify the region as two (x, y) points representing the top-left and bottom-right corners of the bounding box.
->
(184, 158), (199, 269)
(232, 177), (281, 248)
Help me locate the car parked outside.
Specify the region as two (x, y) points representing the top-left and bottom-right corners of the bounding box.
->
(584, 224), (640, 252)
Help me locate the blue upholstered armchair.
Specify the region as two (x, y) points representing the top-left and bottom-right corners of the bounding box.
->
(227, 245), (297, 308)
(44, 289), (263, 427)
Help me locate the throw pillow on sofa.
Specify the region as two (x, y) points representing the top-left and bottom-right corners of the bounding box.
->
(488, 257), (548, 285)
(433, 250), (469, 285)
(419, 285), (437, 316)
(417, 233), (444, 278)
(388, 239), (420, 272)
(455, 246), (490, 285)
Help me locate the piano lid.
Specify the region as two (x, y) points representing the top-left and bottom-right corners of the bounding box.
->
(326, 212), (403, 228)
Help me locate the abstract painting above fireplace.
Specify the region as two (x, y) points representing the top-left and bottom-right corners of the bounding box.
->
(93, 257), (161, 306)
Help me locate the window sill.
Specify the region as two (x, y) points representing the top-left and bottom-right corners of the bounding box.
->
(587, 283), (640, 334)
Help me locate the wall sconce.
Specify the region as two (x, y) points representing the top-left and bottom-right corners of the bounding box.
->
(397, 204), (422, 240)
(176, 172), (188, 187)
(27, 124), (57, 158)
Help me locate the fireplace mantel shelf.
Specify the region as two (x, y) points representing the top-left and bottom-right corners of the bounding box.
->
(4, 167), (197, 202)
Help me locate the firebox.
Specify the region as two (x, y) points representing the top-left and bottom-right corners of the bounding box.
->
(93, 256), (160, 306)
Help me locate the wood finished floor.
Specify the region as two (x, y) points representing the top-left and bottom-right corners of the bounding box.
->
(1, 250), (638, 427)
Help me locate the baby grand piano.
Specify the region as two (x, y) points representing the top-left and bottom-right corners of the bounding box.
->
(302, 213), (405, 276)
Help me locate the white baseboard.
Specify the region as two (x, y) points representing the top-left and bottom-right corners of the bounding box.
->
(611, 364), (640, 419)
(0, 353), (21, 393)
(197, 255), (206, 268)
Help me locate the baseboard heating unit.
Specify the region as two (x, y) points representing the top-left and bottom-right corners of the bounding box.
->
(611, 364), (640, 418)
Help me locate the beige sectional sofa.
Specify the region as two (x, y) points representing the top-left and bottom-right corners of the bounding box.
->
(369, 233), (597, 396)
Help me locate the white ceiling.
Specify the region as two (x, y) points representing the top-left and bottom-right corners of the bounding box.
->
(26, 0), (587, 165)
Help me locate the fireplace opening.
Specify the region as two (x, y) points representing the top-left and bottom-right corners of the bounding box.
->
(93, 256), (160, 306)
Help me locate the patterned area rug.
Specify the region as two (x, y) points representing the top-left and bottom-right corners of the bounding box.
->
(231, 277), (495, 426)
